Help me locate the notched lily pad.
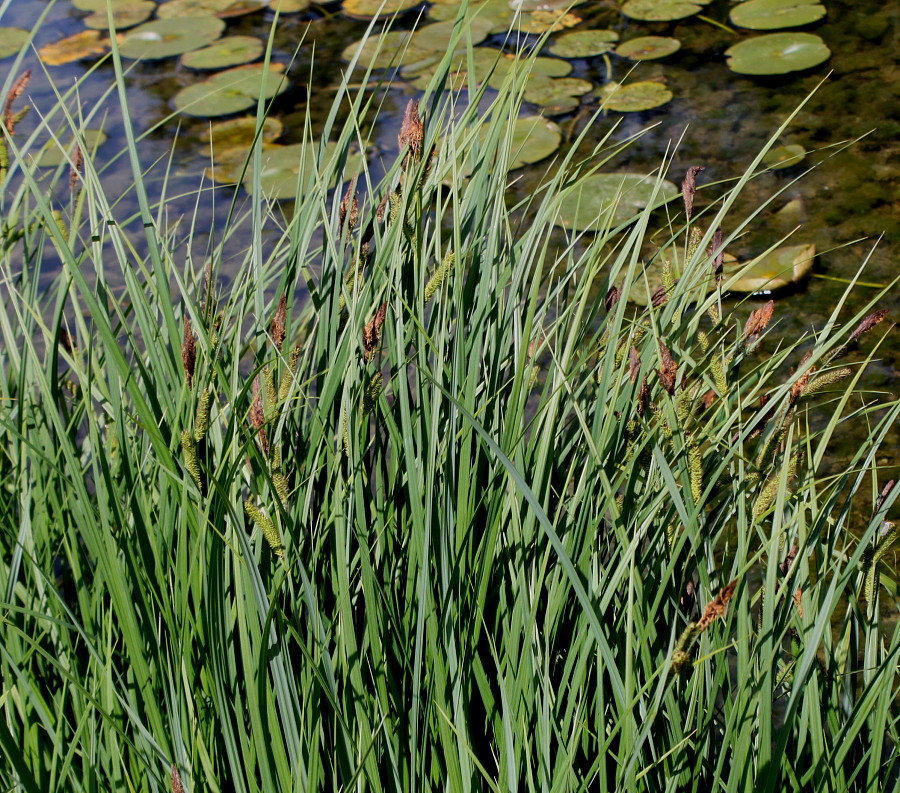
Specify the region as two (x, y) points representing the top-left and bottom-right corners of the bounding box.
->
(621, 0), (710, 22)
(35, 129), (108, 167)
(730, 0), (826, 30)
(518, 10), (582, 34)
(182, 36), (264, 69)
(598, 80), (673, 112)
(548, 29), (619, 58)
(524, 76), (593, 107)
(762, 144), (806, 169)
(83, 2), (155, 30)
(174, 64), (288, 117)
(201, 116), (284, 150)
(616, 36), (681, 60)
(725, 32), (830, 74)
(556, 173), (679, 232)
(118, 17), (225, 60)
(726, 243), (815, 293)
(156, 0), (268, 18)
(341, 0), (421, 19)
(39, 30), (109, 65)
(0, 27), (29, 59)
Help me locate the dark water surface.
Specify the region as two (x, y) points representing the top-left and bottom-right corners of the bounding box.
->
(2, 0), (898, 477)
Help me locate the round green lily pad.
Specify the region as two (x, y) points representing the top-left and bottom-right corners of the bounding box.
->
(730, 0), (826, 30)
(548, 29), (619, 58)
(762, 144), (806, 169)
(556, 173), (679, 232)
(174, 64), (289, 117)
(599, 81), (673, 112)
(208, 142), (364, 199)
(725, 243), (815, 293)
(524, 76), (593, 105)
(83, 2), (155, 30)
(621, 0), (710, 21)
(201, 116), (284, 149)
(493, 116), (562, 170)
(725, 32), (830, 74)
(36, 129), (108, 167)
(118, 17), (225, 60)
(616, 36), (681, 60)
(269, 0), (311, 11)
(428, 0), (512, 32)
(0, 27), (29, 59)
(182, 36), (264, 69)
(156, 0), (268, 18)
(341, 0), (421, 19)
(39, 30), (109, 65)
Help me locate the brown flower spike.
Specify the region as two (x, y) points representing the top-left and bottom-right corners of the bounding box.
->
(656, 340), (677, 395)
(398, 98), (424, 167)
(743, 300), (774, 340)
(181, 314), (196, 390)
(681, 165), (705, 221)
(3, 69), (31, 133)
(270, 294), (286, 352)
(696, 579), (738, 632)
(362, 302), (387, 361)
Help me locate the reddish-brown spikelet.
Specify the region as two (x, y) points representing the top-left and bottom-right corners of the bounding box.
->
(875, 480), (895, 513)
(171, 765), (184, 793)
(605, 284), (620, 312)
(270, 294), (286, 352)
(701, 388), (716, 410)
(696, 579), (737, 632)
(792, 587), (803, 617)
(59, 327), (75, 354)
(362, 302), (387, 361)
(657, 340), (677, 395)
(249, 375), (269, 456)
(681, 165), (704, 221)
(709, 227), (724, 282)
(780, 544), (798, 576)
(69, 144), (82, 192)
(398, 98), (424, 166)
(636, 377), (649, 416)
(848, 309), (887, 343)
(650, 284), (669, 307)
(788, 349), (813, 403)
(338, 177), (358, 233)
(628, 345), (640, 385)
(743, 300), (774, 340)
(3, 69), (31, 133)
(181, 314), (196, 390)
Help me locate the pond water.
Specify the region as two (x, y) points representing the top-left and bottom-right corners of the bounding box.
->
(2, 0), (897, 477)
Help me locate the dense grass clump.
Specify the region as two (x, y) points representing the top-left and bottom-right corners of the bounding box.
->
(1, 16), (898, 793)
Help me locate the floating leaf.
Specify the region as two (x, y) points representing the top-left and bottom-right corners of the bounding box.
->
(0, 27), (29, 60)
(341, 0), (421, 19)
(548, 29), (619, 58)
(599, 81), (673, 112)
(429, 0), (513, 32)
(201, 116), (284, 149)
(182, 36), (264, 69)
(407, 47), (571, 91)
(83, 2), (155, 29)
(156, 0), (268, 17)
(174, 64), (288, 117)
(555, 173), (679, 232)
(762, 144), (806, 169)
(621, 0), (711, 22)
(725, 32), (830, 74)
(518, 10), (582, 34)
(524, 76), (593, 106)
(616, 36), (681, 60)
(118, 17), (225, 60)
(39, 30), (109, 65)
(35, 129), (108, 167)
(726, 243), (815, 293)
(730, 0), (826, 30)
(268, 0), (311, 10)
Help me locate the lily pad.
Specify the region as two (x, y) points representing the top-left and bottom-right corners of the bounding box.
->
(208, 142), (364, 199)
(518, 10), (582, 34)
(598, 81), (673, 112)
(621, 0), (710, 22)
(726, 243), (815, 293)
(39, 30), (109, 65)
(548, 29), (619, 58)
(83, 2), (155, 29)
(268, 0), (311, 10)
(340, 0), (421, 19)
(0, 27), (29, 60)
(182, 36), (264, 69)
(35, 129), (108, 167)
(174, 64), (288, 117)
(725, 32), (830, 74)
(730, 0), (826, 30)
(156, 0), (268, 18)
(524, 76), (593, 106)
(202, 116), (284, 150)
(616, 36), (681, 60)
(491, 116), (562, 170)
(762, 144), (806, 169)
(428, 0), (513, 32)
(118, 17), (225, 60)
(556, 173), (679, 232)
(407, 47), (571, 91)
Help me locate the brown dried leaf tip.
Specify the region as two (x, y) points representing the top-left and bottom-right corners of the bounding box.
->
(3, 69), (31, 134)
(170, 764), (184, 793)
(696, 579), (738, 633)
(181, 314), (196, 390)
(398, 98), (424, 167)
(848, 309), (887, 344)
(270, 294), (286, 352)
(743, 300), (774, 340)
(681, 165), (704, 221)
(875, 480), (895, 514)
(338, 177), (358, 233)
(362, 302), (387, 362)
(656, 340), (677, 395)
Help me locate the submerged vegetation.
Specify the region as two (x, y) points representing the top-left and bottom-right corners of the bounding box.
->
(0, 3), (898, 793)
